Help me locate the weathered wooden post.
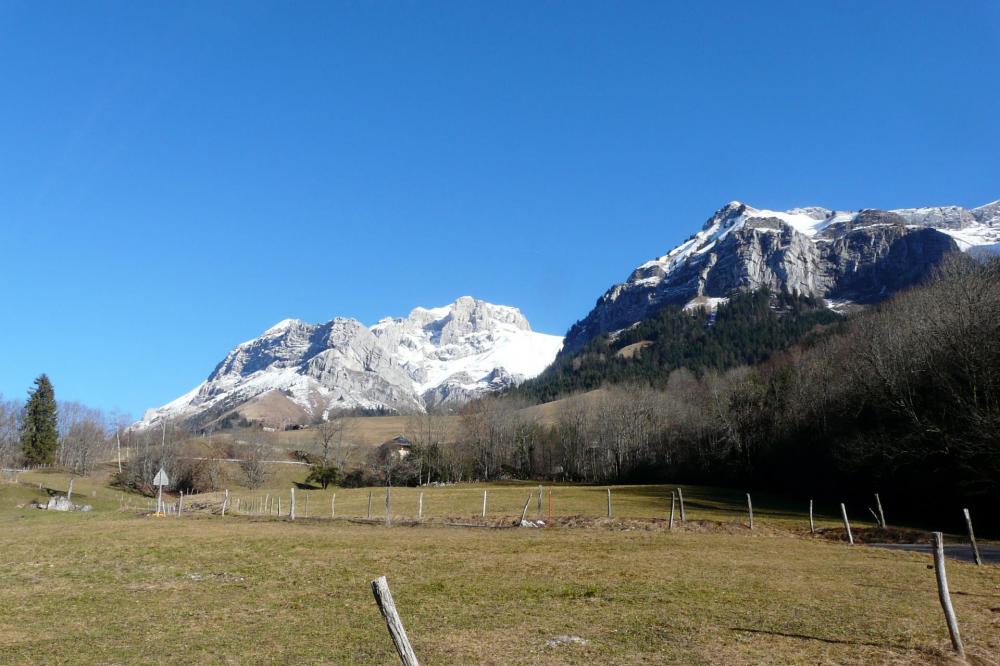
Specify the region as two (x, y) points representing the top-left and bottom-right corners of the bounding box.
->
(840, 503), (853, 545)
(547, 486), (552, 524)
(264, 494), (270, 516)
(368, 491), (373, 519)
(537, 485), (543, 514)
(385, 486), (391, 527)
(875, 493), (886, 529)
(290, 487), (296, 521)
(277, 497), (282, 516)
(482, 489), (487, 518)
(371, 576), (420, 666)
(331, 494), (336, 519)
(963, 508), (982, 566)
(809, 499), (815, 534)
(746, 493), (753, 531)
(606, 488), (612, 519)
(304, 494), (309, 518)
(932, 532), (965, 657)
(868, 507), (881, 527)
(669, 491), (675, 531)
(677, 488), (686, 522)
(520, 492), (532, 524)
(67, 478), (74, 502)
(178, 491), (184, 516)
(418, 492), (423, 520)
(222, 489), (229, 516)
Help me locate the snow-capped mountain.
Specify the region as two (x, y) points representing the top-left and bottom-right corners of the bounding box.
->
(140, 297), (563, 429)
(564, 199), (999, 352)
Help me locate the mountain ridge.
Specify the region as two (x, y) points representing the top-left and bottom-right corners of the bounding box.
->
(563, 199), (998, 352)
(139, 296), (563, 429)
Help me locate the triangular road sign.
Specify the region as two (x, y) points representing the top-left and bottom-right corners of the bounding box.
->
(153, 468), (169, 486)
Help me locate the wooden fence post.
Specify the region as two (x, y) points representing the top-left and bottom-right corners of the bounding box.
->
(677, 488), (686, 523)
(265, 494), (270, 516)
(809, 499), (815, 534)
(669, 491), (675, 531)
(290, 487), (296, 521)
(875, 493), (886, 529)
(370, 576), (420, 666)
(304, 494), (309, 518)
(840, 503), (853, 545)
(537, 485), (543, 514)
(868, 507), (881, 527)
(278, 497), (282, 516)
(963, 508), (982, 566)
(332, 494), (336, 519)
(746, 493), (753, 531)
(932, 532), (965, 657)
(482, 490), (487, 518)
(179, 491), (184, 517)
(607, 488), (612, 519)
(418, 492), (423, 520)
(368, 491), (373, 519)
(520, 492), (532, 524)
(222, 489), (229, 516)
(385, 486), (391, 527)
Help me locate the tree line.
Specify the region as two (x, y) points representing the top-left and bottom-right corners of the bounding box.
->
(396, 256), (999, 530)
(0, 374), (126, 474)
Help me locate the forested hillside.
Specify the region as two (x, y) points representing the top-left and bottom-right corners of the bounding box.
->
(446, 257), (1000, 531)
(514, 289), (842, 403)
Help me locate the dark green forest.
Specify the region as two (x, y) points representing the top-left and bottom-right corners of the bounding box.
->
(514, 289), (843, 403)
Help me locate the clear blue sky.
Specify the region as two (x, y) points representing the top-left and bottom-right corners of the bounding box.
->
(1, 1), (998, 419)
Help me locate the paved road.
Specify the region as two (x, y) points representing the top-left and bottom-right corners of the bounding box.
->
(870, 543), (1000, 564)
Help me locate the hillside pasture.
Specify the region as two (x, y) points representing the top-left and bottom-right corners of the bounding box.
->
(0, 475), (997, 664)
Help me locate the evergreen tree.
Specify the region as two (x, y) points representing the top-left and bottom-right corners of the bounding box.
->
(20, 374), (58, 466)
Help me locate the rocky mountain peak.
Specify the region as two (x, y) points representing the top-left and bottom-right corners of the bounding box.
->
(140, 297), (562, 429)
(563, 198), (997, 353)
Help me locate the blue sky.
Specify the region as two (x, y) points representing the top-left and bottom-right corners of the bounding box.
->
(1, 1), (998, 419)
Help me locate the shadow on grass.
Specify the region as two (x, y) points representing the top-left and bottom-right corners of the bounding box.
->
(622, 484), (825, 521)
(856, 582), (1000, 600)
(729, 627), (924, 653)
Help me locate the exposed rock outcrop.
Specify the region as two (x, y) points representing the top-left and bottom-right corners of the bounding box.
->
(564, 199), (997, 352)
(140, 297), (563, 429)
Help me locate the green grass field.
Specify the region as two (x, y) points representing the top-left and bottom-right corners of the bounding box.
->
(0, 470), (997, 664)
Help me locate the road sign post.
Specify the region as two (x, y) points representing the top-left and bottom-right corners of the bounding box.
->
(153, 468), (169, 517)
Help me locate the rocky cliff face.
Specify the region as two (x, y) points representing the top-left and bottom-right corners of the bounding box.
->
(564, 199), (998, 352)
(140, 297), (563, 429)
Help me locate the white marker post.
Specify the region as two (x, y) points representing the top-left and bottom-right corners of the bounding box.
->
(152, 468), (169, 518)
(840, 503), (853, 545)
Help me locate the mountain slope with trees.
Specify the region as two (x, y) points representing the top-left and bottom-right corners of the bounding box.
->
(514, 289), (842, 403)
(448, 256), (1000, 532)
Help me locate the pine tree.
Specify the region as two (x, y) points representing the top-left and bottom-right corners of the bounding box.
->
(21, 374), (58, 466)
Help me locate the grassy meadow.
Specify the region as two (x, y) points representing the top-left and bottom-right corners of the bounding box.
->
(0, 469), (997, 664)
